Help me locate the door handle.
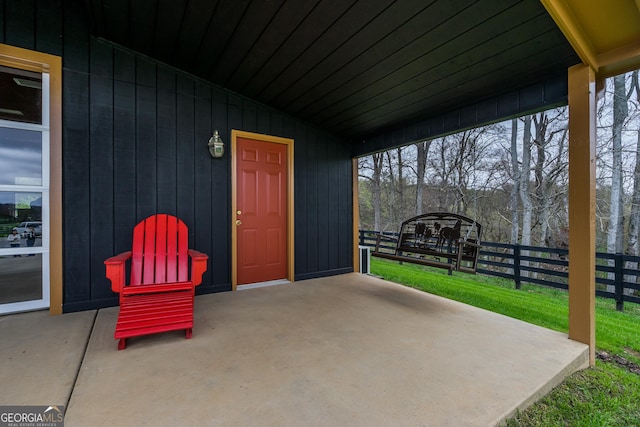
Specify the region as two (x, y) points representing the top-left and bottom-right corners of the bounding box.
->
(236, 220), (242, 225)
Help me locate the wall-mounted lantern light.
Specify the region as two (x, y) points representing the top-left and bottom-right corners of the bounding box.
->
(208, 130), (224, 158)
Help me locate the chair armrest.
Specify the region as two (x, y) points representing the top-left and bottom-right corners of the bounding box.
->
(189, 249), (209, 286)
(104, 251), (132, 294)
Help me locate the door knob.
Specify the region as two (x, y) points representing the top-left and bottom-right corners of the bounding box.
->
(236, 220), (242, 225)
(237, 210), (242, 215)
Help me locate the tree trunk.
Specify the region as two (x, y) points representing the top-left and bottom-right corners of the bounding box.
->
(533, 113), (548, 251)
(415, 141), (431, 215)
(625, 71), (640, 293)
(386, 151), (398, 227)
(437, 137), (450, 209)
(397, 147), (405, 219)
(510, 119), (520, 245)
(455, 133), (468, 214)
(550, 127), (568, 248)
(629, 71), (640, 258)
(607, 74), (628, 291)
(519, 116), (533, 277)
(371, 153), (383, 232)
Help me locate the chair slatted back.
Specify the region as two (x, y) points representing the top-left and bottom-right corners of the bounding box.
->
(130, 214), (190, 286)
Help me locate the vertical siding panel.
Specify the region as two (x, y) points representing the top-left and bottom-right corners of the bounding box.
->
(293, 120), (307, 277)
(0, 0), (4, 44)
(176, 75), (195, 228)
(338, 145), (352, 269)
(62, 0), (89, 73)
(5, 0), (35, 49)
(256, 106), (271, 134)
(89, 39), (115, 300)
(63, 70), (91, 304)
(283, 115), (296, 140)
(156, 66), (177, 214)
(327, 140), (339, 269)
(242, 99), (257, 131)
(35, 0), (63, 55)
(317, 132), (329, 272)
(114, 46), (135, 83)
(270, 112), (284, 137)
(228, 94), (242, 130)
(194, 81), (212, 286)
(304, 125), (319, 274)
(135, 56), (157, 219)
(212, 88), (230, 287)
(61, 2), (91, 305)
(113, 49), (137, 255)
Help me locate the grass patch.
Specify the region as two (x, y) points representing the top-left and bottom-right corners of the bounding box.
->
(370, 257), (640, 426)
(505, 363), (640, 426)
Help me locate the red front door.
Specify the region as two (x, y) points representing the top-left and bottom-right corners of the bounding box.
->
(236, 137), (288, 285)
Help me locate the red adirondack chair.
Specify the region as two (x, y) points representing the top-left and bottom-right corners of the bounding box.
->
(104, 214), (208, 350)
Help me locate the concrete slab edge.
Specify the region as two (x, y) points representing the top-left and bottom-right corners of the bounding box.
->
(64, 310), (97, 409)
(493, 345), (590, 426)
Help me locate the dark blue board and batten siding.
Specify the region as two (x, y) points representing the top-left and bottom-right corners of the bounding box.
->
(0, 0), (354, 312)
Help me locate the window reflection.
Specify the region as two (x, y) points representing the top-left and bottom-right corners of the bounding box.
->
(0, 127), (42, 186)
(0, 191), (42, 248)
(0, 253), (42, 304)
(0, 65), (42, 124)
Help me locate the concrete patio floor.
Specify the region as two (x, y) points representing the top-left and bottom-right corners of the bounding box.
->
(1, 273), (588, 426)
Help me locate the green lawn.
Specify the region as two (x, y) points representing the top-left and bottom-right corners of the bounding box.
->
(370, 257), (640, 426)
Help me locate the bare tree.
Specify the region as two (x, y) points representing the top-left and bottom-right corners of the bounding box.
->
(620, 71), (640, 294)
(415, 140), (432, 215)
(629, 71), (640, 257)
(519, 116), (533, 277)
(606, 75), (630, 290)
(510, 119), (520, 245)
(358, 153), (384, 231)
(425, 130), (491, 215)
(532, 109), (569, 248)
(533, 113), (548, 246)
(396, 147), (405, 218)
(453, 132), (471, 214)
(385, 150), (398, 227)
(429, 136), (454, 210)
(520, 116), (533, 246)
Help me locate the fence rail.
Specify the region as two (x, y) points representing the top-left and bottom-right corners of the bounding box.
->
(359, 230), (640, 311)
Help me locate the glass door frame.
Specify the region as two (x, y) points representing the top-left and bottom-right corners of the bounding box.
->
(0, 86), (50, 312)
(0, 44), (62, 314)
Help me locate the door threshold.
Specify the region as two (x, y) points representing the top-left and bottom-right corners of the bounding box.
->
(237, 279), (291, 291)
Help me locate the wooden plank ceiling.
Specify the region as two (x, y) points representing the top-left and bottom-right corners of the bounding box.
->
(84, 0), (581, 140)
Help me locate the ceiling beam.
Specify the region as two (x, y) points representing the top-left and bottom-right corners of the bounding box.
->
(541, 0), (640, 78)
(540, 0), (598, 71)
(597, 39), (640, 78)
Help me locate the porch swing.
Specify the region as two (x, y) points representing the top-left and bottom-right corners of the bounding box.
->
(371, 141), (483, 274)
(372, 212), (482, 274)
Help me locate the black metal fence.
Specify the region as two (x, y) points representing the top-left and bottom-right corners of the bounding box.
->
(359, 230), (640, 311)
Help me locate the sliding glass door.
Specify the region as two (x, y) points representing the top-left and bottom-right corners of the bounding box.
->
(0, 66), (50, 314)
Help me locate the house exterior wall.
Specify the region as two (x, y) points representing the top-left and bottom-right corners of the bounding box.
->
(1, 0), (353, 312)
